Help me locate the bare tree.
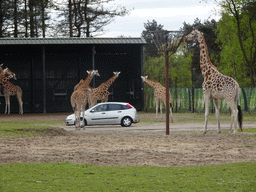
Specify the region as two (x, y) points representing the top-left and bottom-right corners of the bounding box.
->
(56, 0), (130, 37)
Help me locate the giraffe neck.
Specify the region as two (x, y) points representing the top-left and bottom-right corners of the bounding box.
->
(101, 74), (118, 89)
(0, 76), (12, 84)
(1, 80), (10, 87)
(83, 74), (94, 86)
(197, 33), (217, 78)
(144, 78), (159, 89)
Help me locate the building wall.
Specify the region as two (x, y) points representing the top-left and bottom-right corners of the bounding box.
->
(0, 44), (143, 113)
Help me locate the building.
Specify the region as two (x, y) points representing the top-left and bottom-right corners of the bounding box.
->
(0, 37), (146, 113)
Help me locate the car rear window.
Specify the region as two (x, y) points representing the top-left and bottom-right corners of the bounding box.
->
(122, 105), (132, 110)
(108, 104), (122, 111)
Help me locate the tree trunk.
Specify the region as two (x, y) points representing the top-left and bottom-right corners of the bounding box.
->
(29, 0), (35, 37)
(86, 20), (90, 37)
(41, 0), (45, 37)
(0, 1), (3, 37)
(24, 0), (28, 37)
(14, 0), (18, 37)
(241, 88), (248, 112)
(69, 0), (73, 37)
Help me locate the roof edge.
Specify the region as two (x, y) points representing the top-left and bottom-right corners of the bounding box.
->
(0, 37), (147, 45)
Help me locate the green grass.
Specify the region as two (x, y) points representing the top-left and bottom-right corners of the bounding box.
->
(1, 162), (255, 191)
(0, 121), (63, 138)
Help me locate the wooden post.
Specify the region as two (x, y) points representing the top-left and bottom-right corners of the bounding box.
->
(165, 50), (169, 135)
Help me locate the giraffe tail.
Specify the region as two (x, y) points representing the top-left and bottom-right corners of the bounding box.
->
(237, 104), (243, 132)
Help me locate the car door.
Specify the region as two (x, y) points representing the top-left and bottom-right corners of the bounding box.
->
(107, 104), (123, 124)
(87, 104), (109, 125)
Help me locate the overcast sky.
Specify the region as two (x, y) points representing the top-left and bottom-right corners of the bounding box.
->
(102, 0), (221, 37)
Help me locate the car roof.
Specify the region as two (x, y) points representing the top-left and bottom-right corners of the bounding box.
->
(94, 102), (129, 105)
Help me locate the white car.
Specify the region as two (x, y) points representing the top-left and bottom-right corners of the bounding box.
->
(65, 102), (139, 127)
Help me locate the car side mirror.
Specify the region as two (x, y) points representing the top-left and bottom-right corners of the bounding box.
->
(90, 110), (95, 113)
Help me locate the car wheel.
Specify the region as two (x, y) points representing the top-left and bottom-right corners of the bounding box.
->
(121, 117), (132, 127)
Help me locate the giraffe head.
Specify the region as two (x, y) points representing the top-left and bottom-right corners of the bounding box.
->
(113, 71), (121, 76)
(0, 67), (16, 82)
(5, 68), (17, 80)
(141, 76), (148, 82)
(87, 69), (100, 77)
(183, 28), (202, 42)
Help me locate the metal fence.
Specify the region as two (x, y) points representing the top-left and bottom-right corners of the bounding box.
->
(144, 88), (256, 113)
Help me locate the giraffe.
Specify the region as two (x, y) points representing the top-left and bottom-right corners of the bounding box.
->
(0, 66), (17, 107)
(141, 76), (173, 123)
(2, 81), (23, 115)
(0, 64), (23, 114)
(70, 70), (100, 130)
(71, 69), (100, 109)
(88, 71), (121, 108)
(74, 79), (85, 91)
(184, 28), (242, 134)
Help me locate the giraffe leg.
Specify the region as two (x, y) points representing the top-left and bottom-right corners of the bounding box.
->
(8, 100), (10, 115)
(17, 94), (23, 115)
(5, 96), (10, 115)
(203, 92), (210, 134)
(4, 96), (8, 114)
(155, 98), (159, 121)
(74, 102), (80, 131)
(228, 101), (238, 133)
(80, 105), (85, 129)
(213, 99), (221, 133)
(160, 101), (163, 120)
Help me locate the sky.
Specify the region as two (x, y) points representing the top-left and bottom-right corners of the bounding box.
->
(102, 0), (221, 37)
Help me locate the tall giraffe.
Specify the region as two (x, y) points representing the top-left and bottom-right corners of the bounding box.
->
(70, 70), (100, 130)
(0, 64), (23, 114)
(184, 28), (242, 134)
(141, 76), (173, 122)
(88, 71), (121, 108)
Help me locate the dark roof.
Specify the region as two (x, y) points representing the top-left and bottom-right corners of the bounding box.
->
(0, 37), (146, 45)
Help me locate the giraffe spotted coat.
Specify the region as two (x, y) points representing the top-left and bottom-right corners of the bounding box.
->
(184, 28), (242, 133)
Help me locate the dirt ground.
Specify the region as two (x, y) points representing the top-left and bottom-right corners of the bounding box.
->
(1, 113), (256, 167)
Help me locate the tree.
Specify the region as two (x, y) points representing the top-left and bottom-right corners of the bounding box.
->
(0, 1), (10, 37)
(143, 45), (193, 88)
(215, 0), (256, 87)
(141, 20), (164, 60)
(204, 0), (256, 86)
(0, 0), (53, 37)
(56, 0), (130, 37)
(216, 12), (251, 87)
